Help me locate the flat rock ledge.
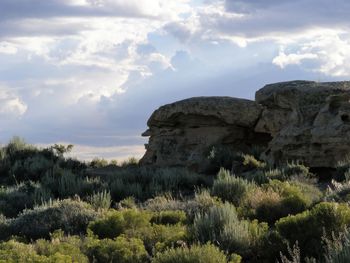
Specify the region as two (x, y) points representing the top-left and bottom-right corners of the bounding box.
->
(140, 80), (350, 171)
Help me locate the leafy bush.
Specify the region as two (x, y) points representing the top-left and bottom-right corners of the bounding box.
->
(35, 231), (88, 262)
(0, 240), (48, 262)
(137, 223), (187, 254)
(89, 209), (151, 239)
(264, 162), (314, 183)
(242, 154), (266, 170)
(242, 180), (321, 224)
(144, 194), (187, 213)
(212, 168), (255, 206)
(10, 199), (98, 240)
(151, 210), (187, 225)
(85, 235), (148, 263)
(152, 243), (230, 263)
(0, 137), (86, 185)
(276, 202), (350, 258)
(0, 234), (89, 263)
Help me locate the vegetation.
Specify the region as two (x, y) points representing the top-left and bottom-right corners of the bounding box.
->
(0, 137), (349, 262)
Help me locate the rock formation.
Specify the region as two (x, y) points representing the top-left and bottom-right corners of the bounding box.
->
(140, 80), (350, 170)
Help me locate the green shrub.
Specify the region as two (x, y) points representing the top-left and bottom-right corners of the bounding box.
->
(242, 154), (266, 170)
(144, 194), (186, 213)
(137, 223), (188, 254)
(121, 157), (139, 167)
(0, 240), (47, 262)
(241, 170), (269, 185)
(85, 235), (148, 263)
(242, 180), (321, 224)
(111, 179), (143, 201)
(186, 189), (221, 218)
(90, 158), (109, 168)
(206, 145), (238, 172)
(193, 203), (267, 256)
(89, 209), (151, 239)
(323, 227), (350, 263)
(151, 211), (187, 225)
(152, 243), (230, 263)
(119, 197), (137, 209)
(212, 169), (255, 206)
(193, 203), (238, 244)
(240, 187), (283, 224)
(10, 199), (97, 240)
(220, 219), (268, 257)
(57, 170), (85, 198)
(264, 162), (314, 183)
(109, 167), (209, 202)
(87, 190), (111, 210)
(325, 180), (350, 202)
(35, 232), (88, 262)
(335, 155), (350, 181)
(0, 184), (35, 218)
(276, 202), (350, 258)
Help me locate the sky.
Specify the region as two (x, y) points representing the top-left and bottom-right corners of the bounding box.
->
(0, 0), (349, 161)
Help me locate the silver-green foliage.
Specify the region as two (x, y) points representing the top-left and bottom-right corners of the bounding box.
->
(193, 202), (267, 255)
(88, 190), (111, 210)
(324, 228), (350, 263)
(212, 168), (255, 206)
(10, 199), (98, 239)
(152, 243), (231, 263)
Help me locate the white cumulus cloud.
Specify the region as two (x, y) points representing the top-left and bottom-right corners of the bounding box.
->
(273, 51), (318, 68)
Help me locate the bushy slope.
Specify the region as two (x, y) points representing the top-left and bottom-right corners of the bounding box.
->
(1, 137), (350, 262)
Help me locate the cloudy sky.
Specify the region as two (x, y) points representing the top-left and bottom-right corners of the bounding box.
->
(0, 0), (349, 160)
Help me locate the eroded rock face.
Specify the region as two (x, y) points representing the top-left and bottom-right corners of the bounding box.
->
(140, 97), (270, 171)
(257, 81), (350, 168)
(140, 81), (350, 170)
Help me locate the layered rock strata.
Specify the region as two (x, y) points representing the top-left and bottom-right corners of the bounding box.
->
(140, 81), (350, 170)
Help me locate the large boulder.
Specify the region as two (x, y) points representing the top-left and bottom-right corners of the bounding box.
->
(140, 97), (270, 171)
(257, 80), (350, 168)
(141, 81), (350, 170)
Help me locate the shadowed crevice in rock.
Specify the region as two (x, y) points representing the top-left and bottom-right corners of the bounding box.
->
(140, 80), (350, 171)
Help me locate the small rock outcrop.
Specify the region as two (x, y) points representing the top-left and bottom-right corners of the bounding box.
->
(140, 81), (350, 170)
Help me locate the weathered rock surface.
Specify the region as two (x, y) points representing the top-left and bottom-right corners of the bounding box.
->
(257, 81), (350, 168)
(140, 81), (350, 170)
(140, 97), (270, 171)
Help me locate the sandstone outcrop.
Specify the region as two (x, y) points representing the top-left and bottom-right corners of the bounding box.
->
(257, 80), (350, 168)
(140, 97), (271, 171)
(140, 81), (350, 170)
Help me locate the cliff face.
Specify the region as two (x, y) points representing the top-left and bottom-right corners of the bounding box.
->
(140, 81), (350, 171)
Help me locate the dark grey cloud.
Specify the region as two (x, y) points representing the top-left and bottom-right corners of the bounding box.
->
(0, 0), (145, 22)
(163, 22), (193, 42)
(225, 0), (285, 13)
(204, 0), (350, 38)
(0, 0), (154, 38)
